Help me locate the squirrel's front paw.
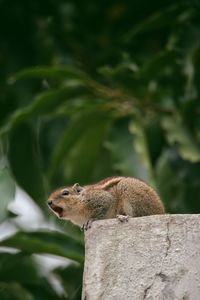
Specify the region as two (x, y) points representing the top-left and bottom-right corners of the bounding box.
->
(117, 215), (129, 223)
(82, 220), (93, 231)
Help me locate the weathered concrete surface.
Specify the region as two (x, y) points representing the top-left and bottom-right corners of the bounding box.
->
(82, 214), (200, 300)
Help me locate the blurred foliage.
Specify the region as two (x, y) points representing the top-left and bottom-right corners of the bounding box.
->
(0, 0), (200, 299)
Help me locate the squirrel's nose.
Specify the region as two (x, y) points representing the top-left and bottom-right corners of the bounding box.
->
(47, 200), (53, 207)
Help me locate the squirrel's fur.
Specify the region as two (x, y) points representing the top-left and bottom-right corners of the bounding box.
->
(48, 176), (165, 227)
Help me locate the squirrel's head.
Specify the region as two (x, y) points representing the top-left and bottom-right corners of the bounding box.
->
(47, 183), (84, 220)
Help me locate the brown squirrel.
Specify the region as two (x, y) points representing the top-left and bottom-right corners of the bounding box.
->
(47, 176), (165, 229)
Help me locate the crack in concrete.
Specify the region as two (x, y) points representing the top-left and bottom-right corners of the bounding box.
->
(143, 216), (171, 299)
(159, 216), (171, 273)
(143, 273), (168, 300)
(165, 218), (171, 258)
(143, 282), (154, 299)
(157, 272), (168, 282)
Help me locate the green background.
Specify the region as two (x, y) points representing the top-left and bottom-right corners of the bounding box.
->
(0, 0), (200, 299)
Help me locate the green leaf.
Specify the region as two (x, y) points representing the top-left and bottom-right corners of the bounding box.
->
(0, 253), (41, 284)
(54, 263), (83, 300)
(138, 49), (179, 80)
(162, 115), (200, 162)
(24, 283), (66, 300)
(125, 3), (190, 41)
(0, 253), (66, 300)
(64, 114), (112, 182)
(129, 116), (155, 186)
(9, 66), (91, 83)
(105, 120), (149, 179)
(155, 150), (186, 212)
(8, 123), (46, 206)
(0, 168), (15, 223)
(0, 230), (84, 263)
(0, 282), (34, 300)
(0, 84), (88, 136)
(48, 110), (112, 182)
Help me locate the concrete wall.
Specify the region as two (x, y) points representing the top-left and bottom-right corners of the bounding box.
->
(82, 214), (200, 300)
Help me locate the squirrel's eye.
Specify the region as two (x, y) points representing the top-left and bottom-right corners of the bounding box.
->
(61, 190), (69, 196)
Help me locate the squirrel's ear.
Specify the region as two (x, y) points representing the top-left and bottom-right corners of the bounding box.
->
(73, 183), (83, 193)
(101, 177), (122, 191)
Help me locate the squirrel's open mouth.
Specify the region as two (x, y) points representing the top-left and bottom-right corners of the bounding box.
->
(53, 206), (63, 217)
(48, 202), (64, 217)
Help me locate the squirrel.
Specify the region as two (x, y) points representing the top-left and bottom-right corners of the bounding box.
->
(47, 176), (165, 229)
